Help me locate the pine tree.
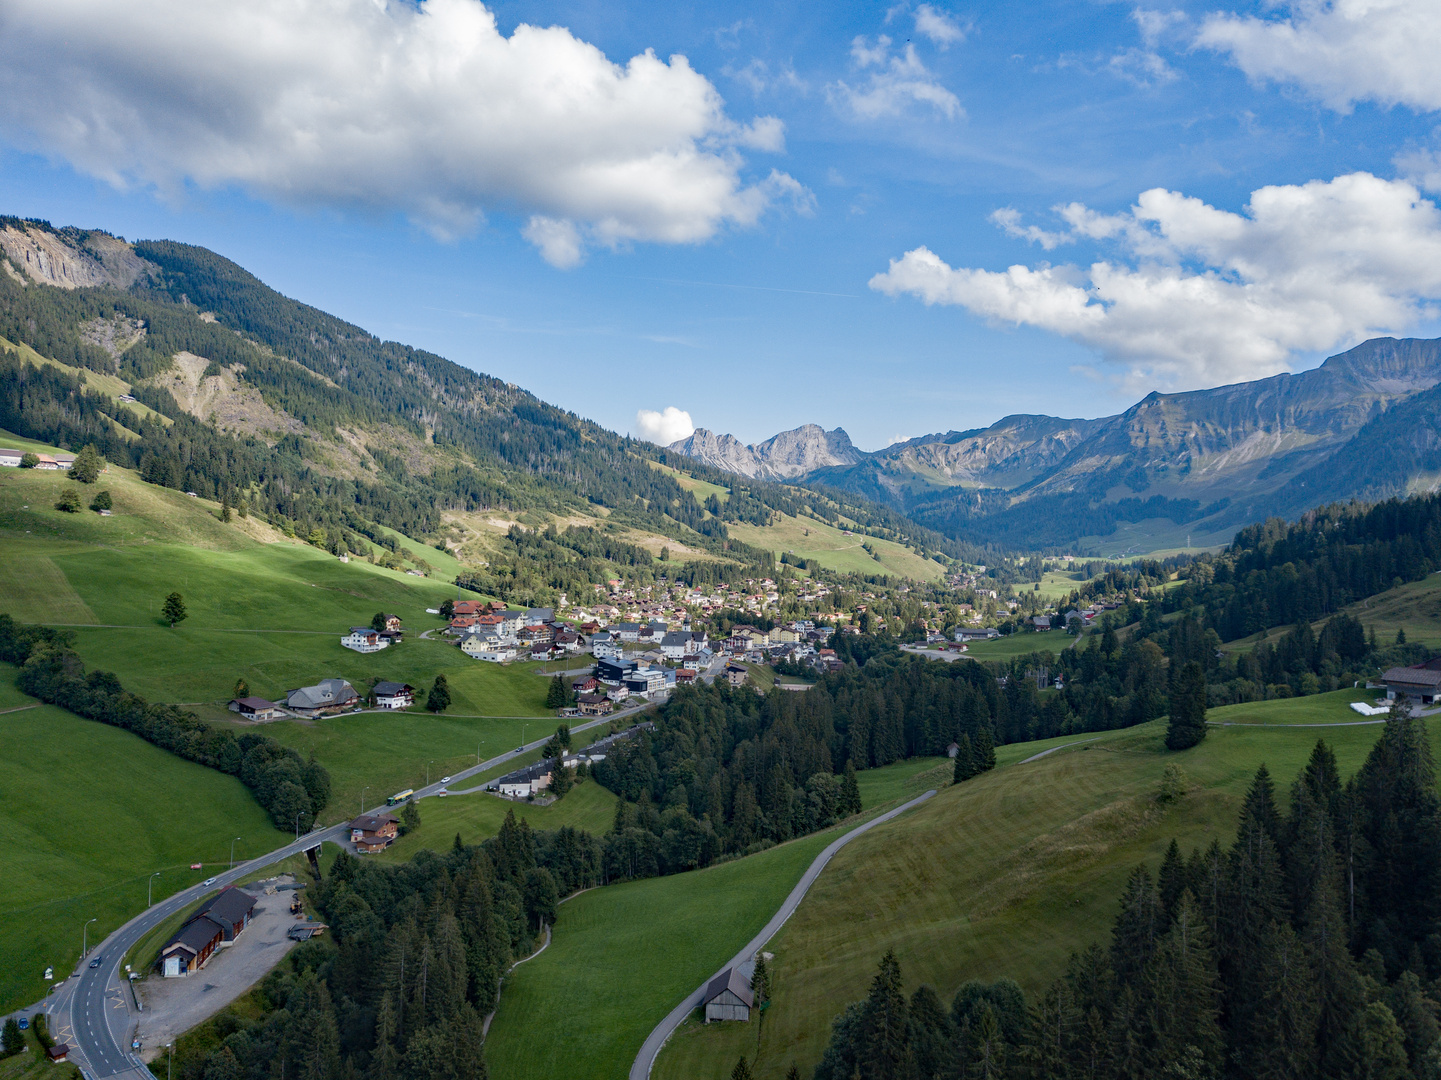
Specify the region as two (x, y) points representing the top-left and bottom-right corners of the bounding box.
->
(968, 1003), (1007, 1080)
(841, 758), (863, 816)
(952, 734), (976, 784)
(162, 591), (187, 627)
(1111, 864), (1161, 988)
(974, 725), (996, 772)
(1335, 1001), (1411, 1080)
(546, 675), (567, 709)
(67, 443), (103, 483)
(730, 1058), (754, 1080)
(220, 491), (233, 522)
(860, 950), (910, 1080)
(1, 1017), (22, 1057)
(1166, 660), (1208, 750)
(428, 674), (451, 713)
(1143, 891), (1225, 1078)
(1157, 839), (1186, 928)
(234, 677), (249, 699)
(89, 489), (112, 512)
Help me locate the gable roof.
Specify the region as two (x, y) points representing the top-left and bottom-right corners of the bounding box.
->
(703, 967), (754, 1008)
(372, 681), (414, 696)
(1382, 666), (1441, 687)
(287, 678), (359, 709)
(350, 811), (398, 831)
(231, 696), (277, 711)
(196, 887), (256, 925)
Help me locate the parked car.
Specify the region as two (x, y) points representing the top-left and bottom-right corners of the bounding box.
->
(18, 1017), (28, 1030)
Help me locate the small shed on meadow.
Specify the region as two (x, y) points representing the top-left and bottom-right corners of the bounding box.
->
(703, 967), (754, 1022)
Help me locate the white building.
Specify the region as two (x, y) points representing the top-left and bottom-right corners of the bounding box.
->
(342, 627), (390, 653)
(462, 639), (516, 663)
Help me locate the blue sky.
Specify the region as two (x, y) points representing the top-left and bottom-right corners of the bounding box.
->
(2, 0), (1441, 449)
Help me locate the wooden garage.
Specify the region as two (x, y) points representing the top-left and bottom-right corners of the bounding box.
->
(703, 967), (754, 1022)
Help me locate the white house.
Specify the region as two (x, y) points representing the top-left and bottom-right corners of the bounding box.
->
(498, 609), (527, 637)
(660, 632), (692, 661)
(372, 682), (415, 709)
(462, 639), (515, 663)
(342, 627), (390, 653)
(591, 633), (623, 659)
(616, 622), (641, 643)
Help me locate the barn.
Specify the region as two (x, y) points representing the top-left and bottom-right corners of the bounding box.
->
(703, 967), (754, 1022)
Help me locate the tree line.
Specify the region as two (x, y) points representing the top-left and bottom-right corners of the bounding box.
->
(0, 615), (331, 831)
(811, 711), (1441, 1078)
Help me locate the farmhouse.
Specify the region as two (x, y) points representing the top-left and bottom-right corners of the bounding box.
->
(350, 811), (399, 852)
(452, 600), (486, 617)
(285, 679), (360, 717)
(577, 693), (613, 716)
(955, 627), (1000, 641)
(379, 614), (403, 632)
(342, 627), (389, 653)
(0, 449), (21, 467)
(1381, 659), (1441, 705)
(702, 967), (754, 1022)
(228, 696), (283, 721)
(159, 887), (257, 977)
(372, 681), (415, 709)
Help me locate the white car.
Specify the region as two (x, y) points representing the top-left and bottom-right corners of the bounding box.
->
(202, 877), (217, 887)
(441, 776), (452, 784)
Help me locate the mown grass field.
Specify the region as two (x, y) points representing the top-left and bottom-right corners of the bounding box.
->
(647, 459), (731, 505)
(961, 628), (1074, 660)
(652, 700), (1432, 1079)
(728, 512), (944, 583)
(482, 756), (944, 1080)
(0, 689), (280, 1013)
(0, 1027), (82, 1080)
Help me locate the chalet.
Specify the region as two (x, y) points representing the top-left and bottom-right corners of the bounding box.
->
(529, 642), (554, 662)
(525, 607), (555, 625)
(1382, 659), (1441, 705)
(675, 668), (698, 685)
(452, 600), (486, 617)
(228, 696), (283, 721)
(703, 967), (754, 1022)
(519, 623), (554, 646)
(725, 663), (749, 688)
(616, 622), (642, 642)
(372, 681), (415, 709)
(1031, 615), (1052, 631)
(579, 621), (601, 635)
(577, 693), (613, 717)
(380, 614), (403, 632)
(448, 616), (479, 634)
(160, 888), (257, 977)
(285, 679), (360, 717)
(591, 632), (623, 660)
(350, 811), (399, 853)
(554, 629), (582, 653)
(342, 627), (389, 653)
(571, 675), (599, 695)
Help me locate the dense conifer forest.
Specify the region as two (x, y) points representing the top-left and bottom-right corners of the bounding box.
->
(809, 712), (1441, 1080)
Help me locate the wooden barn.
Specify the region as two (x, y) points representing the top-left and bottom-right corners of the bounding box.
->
(703, 967), (754, 1022)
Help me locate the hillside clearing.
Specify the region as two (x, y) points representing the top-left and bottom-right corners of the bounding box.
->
(729, 513), (943, 582)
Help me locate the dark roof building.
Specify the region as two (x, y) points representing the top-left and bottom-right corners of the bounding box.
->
(194, 887), (257, 940)
(1382, 663), (1441, 704)
(703, 967), (754, 1022)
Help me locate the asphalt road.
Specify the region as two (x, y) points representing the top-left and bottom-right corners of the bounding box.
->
(628, 788), (938, 1080)
(34, 707), (638, 1079)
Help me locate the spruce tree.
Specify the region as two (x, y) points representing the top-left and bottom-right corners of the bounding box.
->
(860, 950), (909, 1080)
(974, 725), (996, 772)
(1157, 838), (1186, 928)
(546, 675), (567, 709)
(952, 735), (976, 784)
(841, 759), (862, 816)
(1, 1017), (21, 1057)
(1111, 865), (1161, 988)
(162, 591), (187, 627)
(967, 1004), (1007, 1080)
(67, 443), (103, 483)
(1166, 660), (1208, 750)
(730, 1057), (754, 1080)
(428, 674), (451, 713)
(1143, 891), (1225, 1078)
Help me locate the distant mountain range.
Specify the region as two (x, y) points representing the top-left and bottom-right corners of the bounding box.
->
(669, 337), (1441, 552)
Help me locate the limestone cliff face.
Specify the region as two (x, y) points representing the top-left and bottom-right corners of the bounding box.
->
(669, 424), (861, 479)
(0, 223), (155, 290)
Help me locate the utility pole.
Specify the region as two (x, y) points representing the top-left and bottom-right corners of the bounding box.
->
(295, 813), (303, 841)
(229, 836), (241, 869)
(476, 742), (481, 767)
(148, 872), (161, 907)
(360, 786), (369, 815)
(166, 1043), (173, 1080)
(427, 760), (434, 786)
(83, 918), (97, 957)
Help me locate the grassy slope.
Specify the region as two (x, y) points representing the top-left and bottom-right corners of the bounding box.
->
(0, 694), (277, 1013)
(653, 691), (1421, 1079)
(961, 629), (1075, 661)
(1226, 573), (1441, 657)
(728, 513), (943, 583)
(482, 756), (944, 1080)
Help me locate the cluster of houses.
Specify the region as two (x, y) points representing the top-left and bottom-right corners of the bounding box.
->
(341, 614), (403, 653)
(491, 723), (655, 799)
(448, 601), (584, 663)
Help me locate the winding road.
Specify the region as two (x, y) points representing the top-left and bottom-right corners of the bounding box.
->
(26, 706), (645, 1080)
(628, 789), (938, 1080)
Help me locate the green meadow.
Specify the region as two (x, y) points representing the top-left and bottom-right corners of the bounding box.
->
(482, 756), (945, 1080)
(960, 628), (1075, 660)
(0, 690), (279, 1013)
(652, 702), (1427, 1079)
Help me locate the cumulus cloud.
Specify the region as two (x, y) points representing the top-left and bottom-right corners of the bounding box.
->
(635, 406), (696, 445)
(0, 0), (803, 264)
(914, 5), (966, 48)
(1196, 0), (1441, 112)
(830, 35), (962, 120)
(870, 173), (1441, 390)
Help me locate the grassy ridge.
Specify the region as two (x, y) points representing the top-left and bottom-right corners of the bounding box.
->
(482, 757), (946, 1080)
(0, 695), (277, 1013)
(728, 513), (943, 583)
(653, 692), (1425, 1079)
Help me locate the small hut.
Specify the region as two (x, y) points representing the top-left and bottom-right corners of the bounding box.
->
(703, 967), (754, 1022)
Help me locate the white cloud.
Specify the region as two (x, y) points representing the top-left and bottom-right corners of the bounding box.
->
(635, 406), (696, 445)
(1197, 0), (1441, 113)
(914, 5), (965, 48)
(1397, 145), (1441, 193)
(830, 36), (963, 120)
(990, 208), (1073, 250)
(870, 172), (1441, 391)
(1108, 47), (1177, 88)
(0, 0), (804, 265)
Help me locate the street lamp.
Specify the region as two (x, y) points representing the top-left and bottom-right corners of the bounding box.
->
(427, 760), (434, 786)
(294, 812), (304, 841)
(360, 786), (369, 814)
(229, 837), (241, 870)
(148, 872), (161, 907)
(166, 1043), (173, 1080)
(476, 741), (482, 767)
(82, 918), (97, 957)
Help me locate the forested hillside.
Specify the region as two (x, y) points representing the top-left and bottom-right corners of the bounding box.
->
(0, 218), (986, 578)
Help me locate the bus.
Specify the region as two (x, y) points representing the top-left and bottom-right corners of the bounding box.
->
(386, 789), (415, 806)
